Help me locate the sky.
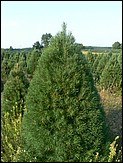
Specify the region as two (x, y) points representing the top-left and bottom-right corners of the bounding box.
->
(1, 1), (122, 48)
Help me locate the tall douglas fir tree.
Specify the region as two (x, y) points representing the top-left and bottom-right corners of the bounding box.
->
(20, 23), (111, 162)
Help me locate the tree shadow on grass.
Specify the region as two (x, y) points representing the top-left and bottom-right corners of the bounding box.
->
(105, 107), (122, 146)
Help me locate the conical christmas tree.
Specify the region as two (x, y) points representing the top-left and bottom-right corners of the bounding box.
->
(2, 63), (29, 117)
(20, 23), (110, 162)
(96, 52), (112, 85)
(27, 49), (42, 77)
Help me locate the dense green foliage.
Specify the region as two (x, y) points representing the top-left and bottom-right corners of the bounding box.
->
(85, 51), (122, 95)
(1, 107), (22, 162)
(1, 58), (11, 83)
(100, 53), (122, 94)
(33, 41), (43, 50)
(20, 23), (110, 162)
(85, 51), (97, 72)
(112, 41), (122, 49)
(18, 52), (27, 73)
(96, 52), (112, 85)
(2, 63), (29, 117)
(41, 33), (52, 47)
(92, 53), (102, 83)
(27, 49), (42, 78)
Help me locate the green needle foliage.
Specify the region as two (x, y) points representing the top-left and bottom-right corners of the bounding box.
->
(2, 63), (29, 117)
(117, 52), (122, 69)
(85, 51), (96, 73)
(27, 49), (42, 78)
(92, 53), (102, 83)
(20, 23), (110, 162)
(96, 52), (112, 85)
(1, 107), (22, 162)
(100, 53), (122, 94)
(1, 58), (11, 83)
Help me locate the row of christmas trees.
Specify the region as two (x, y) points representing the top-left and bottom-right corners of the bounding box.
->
(85, 50), (122, 94)
(1, 23), (122, 162)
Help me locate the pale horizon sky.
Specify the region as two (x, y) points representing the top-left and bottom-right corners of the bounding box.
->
(1, 1), (122, 48)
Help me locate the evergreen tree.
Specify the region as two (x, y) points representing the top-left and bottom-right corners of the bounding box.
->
(100, 53), (121, 93)
(18, 51), (28, 75)
(27, 49), (42, 78)
(92, 53), (102, 83)
(117, 52), (122, 94)
(112, 41), (121, 49)
(1, 58), (11, 83)
(2, 50), (11, 60)
(13, 51), (20, 63)
(2, 63), (29, 117)
(117, 52), (122, 69)
(20, 23), (110, 162)
(96, 52), (112, 85)
(85, 51), (96, 72)
(1, 50), (17, 92)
